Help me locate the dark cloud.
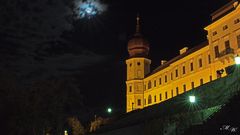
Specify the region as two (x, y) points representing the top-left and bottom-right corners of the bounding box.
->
(0, 0), (108, 82)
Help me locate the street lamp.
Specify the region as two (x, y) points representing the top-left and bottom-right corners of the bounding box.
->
(189, 95), (196, 103)
(107, 107), (112, 113)
(64, 130), (68, 135)
(234, 55), (240, 65)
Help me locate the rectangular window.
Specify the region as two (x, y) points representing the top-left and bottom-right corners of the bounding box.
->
(208, 55), (211, 64)
(175, 69), (178, 77)
(171, 89), (174, 97)
(148, 81), (151, 89)
(190, 62), (194, 71)
(154, 95), (156, 102)
(191, 82), (194, 89)
(183, 84), (186, 92)
(148, 96), (152, 104)
(165, 92), (168, 99)
(182, 66), (186, 74)
(165, 75), (167, 83)
(129, 86), (132, 92)
(214, 46), (220, 58)
(176, 87), (179, 95)
(137, 99), (141, 106)
(237, 35), (240, 48)
(225, 40), (230, 50)
(154, 80), (156, 87)
(200, 79), (204, 85)
(223, 25), (228, 30)
(199, 59), (202, 68)
(210, 75), (212, 81)
(213, 31), (217, 36)
(234, 19), (240, 24)
(171, 73), (173, 80)
(159, 78), (162, 85)
(159, 94), (162, 101)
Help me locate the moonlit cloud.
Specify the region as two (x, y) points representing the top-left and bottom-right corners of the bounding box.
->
(75, 0), (107, 19)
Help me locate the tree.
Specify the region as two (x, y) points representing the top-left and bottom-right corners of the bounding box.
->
(68, 117), (85, 135)
(1, 70), (86, 135)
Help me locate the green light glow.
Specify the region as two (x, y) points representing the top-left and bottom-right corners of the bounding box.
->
(235, 55), (240, 65)
(189, 95), (196, 103)
(107, 108), (112, 113)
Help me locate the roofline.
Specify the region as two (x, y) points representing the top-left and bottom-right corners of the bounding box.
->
(210, 0), (236, 19)
(146, 41), (209, 77)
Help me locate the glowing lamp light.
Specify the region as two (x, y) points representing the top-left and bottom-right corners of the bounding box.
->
(234, 55), (240, 65)
(189, 95), (196, 103)
(64, 130), (68, 135)
(107, 108), (112, 113)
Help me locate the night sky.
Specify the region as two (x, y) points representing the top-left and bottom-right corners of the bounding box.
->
(0, 0), (230, 119)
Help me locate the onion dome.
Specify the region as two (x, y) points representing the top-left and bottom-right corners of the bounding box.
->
(127, 15), (149, 58)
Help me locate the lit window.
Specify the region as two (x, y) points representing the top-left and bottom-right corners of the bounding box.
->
(183, 84), (186, 92)
(214, 46), (220, 58)
(182, 66), (186, 74)
(208, 55), (211, 64)
(176, 87), (179, 95)
(225, 40), (230, 50)
(190, 62), (194, 71)
(148, 95), (152, 104)
(137, 99), (141, 106)
(191, 82), (194, 89)
(213, 31), (217, 36)
(234, 19), (240, 24)
(223, 25), (228, 30)
(237, 35), (240, 48)
(148, 81), (151, 89)
(199, 59), (202, 68)
(200, 79), (203, 85)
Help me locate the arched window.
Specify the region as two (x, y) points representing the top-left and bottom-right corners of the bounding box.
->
(148, 95), (152, 104)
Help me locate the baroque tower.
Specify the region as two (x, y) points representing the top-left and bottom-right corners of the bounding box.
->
(126, 15), (151, 112)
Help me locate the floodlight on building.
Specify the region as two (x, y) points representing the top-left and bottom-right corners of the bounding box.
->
(189, 95), (196, 103)
(235, 55), (240, 65)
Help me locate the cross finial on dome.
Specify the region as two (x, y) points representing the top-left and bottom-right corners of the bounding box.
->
(136, 14), (140, 34)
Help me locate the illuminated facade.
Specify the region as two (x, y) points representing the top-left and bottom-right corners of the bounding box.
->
(126, 0), (240, 112)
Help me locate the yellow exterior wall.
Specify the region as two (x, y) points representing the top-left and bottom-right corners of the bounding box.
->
(126, 58), (151, 112)
(126, 1), (240, 112)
